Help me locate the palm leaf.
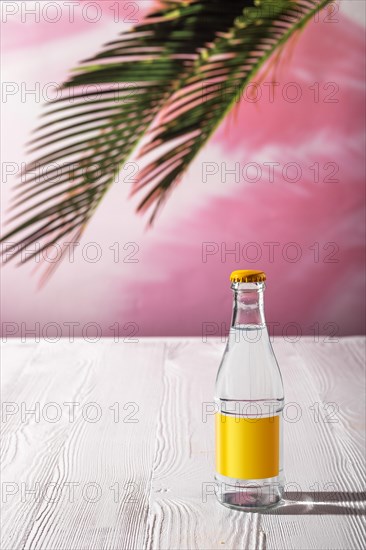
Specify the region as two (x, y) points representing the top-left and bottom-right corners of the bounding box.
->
(1, 0), (250, 266)
(1, 0), (332, 269)
(134, 0), (333, 220)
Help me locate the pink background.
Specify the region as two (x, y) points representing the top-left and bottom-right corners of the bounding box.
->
(1, 1), (365, 339)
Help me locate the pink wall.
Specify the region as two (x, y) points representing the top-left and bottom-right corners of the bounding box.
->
(1, 1), (365, 339)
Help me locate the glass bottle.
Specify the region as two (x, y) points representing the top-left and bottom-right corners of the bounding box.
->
(215, 269), (284, 511)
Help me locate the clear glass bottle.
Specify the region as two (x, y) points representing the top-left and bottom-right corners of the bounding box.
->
(215, 269), (284, 511)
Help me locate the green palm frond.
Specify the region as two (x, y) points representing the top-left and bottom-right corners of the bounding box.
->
(134, 0), (333, 220)
(1, 0), (332, 268)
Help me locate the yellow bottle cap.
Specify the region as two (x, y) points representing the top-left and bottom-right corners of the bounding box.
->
(230, 270), (266, 283)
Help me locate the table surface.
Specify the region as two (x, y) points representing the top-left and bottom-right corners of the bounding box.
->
(1, 337), (365, 550)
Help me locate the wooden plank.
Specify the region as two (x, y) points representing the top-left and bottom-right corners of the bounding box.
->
(1, 338), (365, 550)
(143, 339), (261, 550)
(1, 339), (166, 550)
(260, 337), (366, 550)
(143, 338), (365, 550)
(298, 337), (365, 457)
(1, 339), (40, 395)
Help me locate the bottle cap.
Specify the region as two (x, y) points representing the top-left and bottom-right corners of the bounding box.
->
(230, 270), (266, 283)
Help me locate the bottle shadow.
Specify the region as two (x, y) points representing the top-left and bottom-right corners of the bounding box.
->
(262, 492), (366, 516)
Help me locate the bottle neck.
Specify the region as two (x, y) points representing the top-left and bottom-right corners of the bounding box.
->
(231, 282), (266, 328)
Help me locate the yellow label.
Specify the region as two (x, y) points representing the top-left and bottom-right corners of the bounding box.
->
(215, 413), (279, 479)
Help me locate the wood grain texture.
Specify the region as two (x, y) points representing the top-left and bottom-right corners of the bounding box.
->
(1, 337), (365, 550)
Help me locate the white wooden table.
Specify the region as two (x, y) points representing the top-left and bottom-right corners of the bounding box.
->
(1, 337), (365, 550)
